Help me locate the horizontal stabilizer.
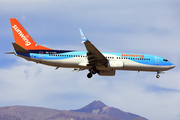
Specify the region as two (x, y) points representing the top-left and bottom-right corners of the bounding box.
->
(5, 52), (15, 54)
(12, 43), (29, 53)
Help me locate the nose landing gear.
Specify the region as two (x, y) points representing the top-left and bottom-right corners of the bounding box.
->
(156, 71), (161, 78)
(156, 74), (160, 78)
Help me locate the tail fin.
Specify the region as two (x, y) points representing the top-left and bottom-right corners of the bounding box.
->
(10, 18), (52, 50)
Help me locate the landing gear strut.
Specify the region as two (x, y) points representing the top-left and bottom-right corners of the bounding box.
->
(156, 72), (160, 78)
(87, 67), (98, 78)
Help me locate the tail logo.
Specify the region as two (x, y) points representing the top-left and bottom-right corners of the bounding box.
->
(12, 25), (31, 46)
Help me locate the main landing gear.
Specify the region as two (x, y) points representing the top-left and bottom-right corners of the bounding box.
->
(87, 67), (99, 78)
(87, 73), (93, 78)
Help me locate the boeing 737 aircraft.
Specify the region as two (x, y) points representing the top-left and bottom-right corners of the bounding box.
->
(7, 18), (175, 78)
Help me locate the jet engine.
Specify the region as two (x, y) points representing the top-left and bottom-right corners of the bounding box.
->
(108, 61), (123, 68)
(98, 70), (115, 76)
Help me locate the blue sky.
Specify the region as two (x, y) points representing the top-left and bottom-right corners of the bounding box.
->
(0, 0), (180, 120)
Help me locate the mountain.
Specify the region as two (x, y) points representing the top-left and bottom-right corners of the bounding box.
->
(0, 106), (120, 120)
(72, 100), (147, 120)
(72, 100), (107, 114)
(0, 101), (148, 120)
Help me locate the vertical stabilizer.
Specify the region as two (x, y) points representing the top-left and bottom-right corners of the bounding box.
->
(10, 18), (51, 50)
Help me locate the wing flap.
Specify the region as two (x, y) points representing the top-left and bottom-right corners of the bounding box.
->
(85, 41), (107, 62)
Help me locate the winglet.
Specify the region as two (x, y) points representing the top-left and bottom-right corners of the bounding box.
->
(79, 29), (88, 44)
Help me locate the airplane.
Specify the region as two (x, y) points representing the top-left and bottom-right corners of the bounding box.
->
(6, 18), (175, 78)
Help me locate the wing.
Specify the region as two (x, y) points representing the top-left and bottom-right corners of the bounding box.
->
(79, 29), (108, 66)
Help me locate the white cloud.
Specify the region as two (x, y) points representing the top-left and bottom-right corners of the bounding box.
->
(0, 58), (180, 120)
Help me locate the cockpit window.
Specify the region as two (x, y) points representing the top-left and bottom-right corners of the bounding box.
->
(163, 59), (168, 62)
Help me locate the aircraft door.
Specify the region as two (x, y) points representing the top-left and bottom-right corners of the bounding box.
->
(155, 57), (159, 65)
(39, 51), (43, 59)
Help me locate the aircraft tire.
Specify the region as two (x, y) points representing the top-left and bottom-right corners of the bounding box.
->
(156, 75), (160, 78)
(87, 73), (92, 78)
(92, 70), (96, 74)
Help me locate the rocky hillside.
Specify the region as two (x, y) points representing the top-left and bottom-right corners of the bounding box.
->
(0, 100), (148, 120)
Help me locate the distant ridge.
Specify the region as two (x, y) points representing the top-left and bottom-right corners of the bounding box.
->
(0, 100), (148, 120)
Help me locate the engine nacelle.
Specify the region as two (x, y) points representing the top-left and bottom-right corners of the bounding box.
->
(108, 61), (123, 68)
(98, 70), (115, 76)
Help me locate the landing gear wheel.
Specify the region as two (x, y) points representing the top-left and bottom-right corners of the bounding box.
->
(90, 67), (97, 74)
(87, 73), (92, 78)
(156, 75), (160, 78)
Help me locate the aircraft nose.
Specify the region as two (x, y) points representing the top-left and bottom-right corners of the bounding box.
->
(169, 62), (175, 69)
(171, 65), (175, 69)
